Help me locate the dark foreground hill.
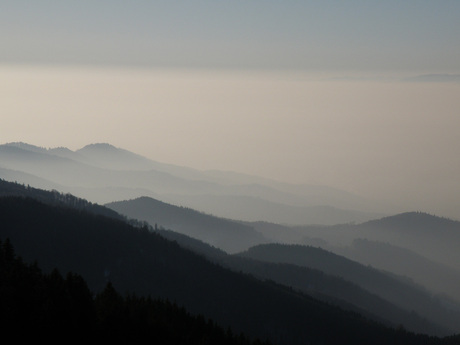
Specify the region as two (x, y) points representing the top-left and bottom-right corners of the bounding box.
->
(0, 178), (123, 220)
(0, 239), (270, 345)
(2, 195), (459, 345)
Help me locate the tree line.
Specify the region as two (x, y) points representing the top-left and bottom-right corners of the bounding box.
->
(0, 238), (270, 345)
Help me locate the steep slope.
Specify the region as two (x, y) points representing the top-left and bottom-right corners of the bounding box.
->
(238, 243), (460, 333)
(0, 195), (448, 345)
(0, 178), (123, 220)
(106, 196), (268, 253)
(0, 239), (270, 345)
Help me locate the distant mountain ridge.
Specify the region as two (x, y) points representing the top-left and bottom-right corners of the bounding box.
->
(361, 212), (460, 236)
(0, 141), (387, 225)
(246, 212), (460, 303)
(337, 238), (460, 301)
(353, 212), (460, 270)
(106, 196), (268, 253)
(4, 142), (460, 319)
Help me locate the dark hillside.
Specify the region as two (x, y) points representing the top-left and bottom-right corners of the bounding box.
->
(238, 243), (460, 333)
(157, 227), (451, 335)
(106, 196), (267, 253)
(0, 178), (123, 220)
(0, 239), (270, 345)
(0, 195), (455, 345)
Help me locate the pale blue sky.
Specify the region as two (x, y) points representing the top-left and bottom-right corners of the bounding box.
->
(1, 1), (459, 72)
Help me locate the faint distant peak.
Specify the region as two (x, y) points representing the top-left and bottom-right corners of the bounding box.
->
(77, 143), (119, 152)
(76, 143), (143, 159)
(403, 74), (460, 83)
(49, 146), (74, 153)
(2, 142), (48, 153)
(74, 143), (158, 172)
(363, 211), (459, 230)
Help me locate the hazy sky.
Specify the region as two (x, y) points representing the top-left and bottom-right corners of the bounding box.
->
(1, 1), (460, 218)
(1, 1), (460, 71)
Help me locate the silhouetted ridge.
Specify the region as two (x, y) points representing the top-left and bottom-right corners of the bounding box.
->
(3, 194), (459, 344)
(238, 243), (460, 334)
(0, 178), (123, 221)
(78, 143), (119, 152)
(106, 196), (267, 253)
(3, 142), (47, 153)
(75, 143), (144, 158)
(0, 238), (271, 345)
(361, 212), (460, 235)
(0, 141), (386, 225)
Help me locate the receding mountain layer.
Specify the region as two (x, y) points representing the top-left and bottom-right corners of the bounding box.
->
(2, 190), (453, 344)
(0, 142), (388, 225)
(106, 196), (268, 253)
(238, 243), (460, 333)
(1, 179), (459, 338)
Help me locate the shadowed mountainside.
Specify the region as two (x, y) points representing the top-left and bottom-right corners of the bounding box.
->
(155, 227), (453, 336)
(2, 194), (454, 344)
(106, 196), (268, 253)
(3, 179), (460, 341)
(237, 243), (460, 333)
(0, 238), (271, 345)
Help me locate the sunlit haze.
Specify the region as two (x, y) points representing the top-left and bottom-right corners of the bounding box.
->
(1, 1), (460, 219)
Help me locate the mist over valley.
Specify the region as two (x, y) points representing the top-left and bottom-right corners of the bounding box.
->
(1, 142), (460, 344)
(2, 2), (460, 343)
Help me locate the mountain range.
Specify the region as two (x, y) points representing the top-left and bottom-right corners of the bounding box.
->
(1, 179), (460, 344)
(0, 142), (388, 225)
(106, 196), (268, 253)
(2, 142), (460, 343)
(105, 193), (460, 304)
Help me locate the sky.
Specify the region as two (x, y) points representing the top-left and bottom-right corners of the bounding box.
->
(1, 1), (460, 218)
